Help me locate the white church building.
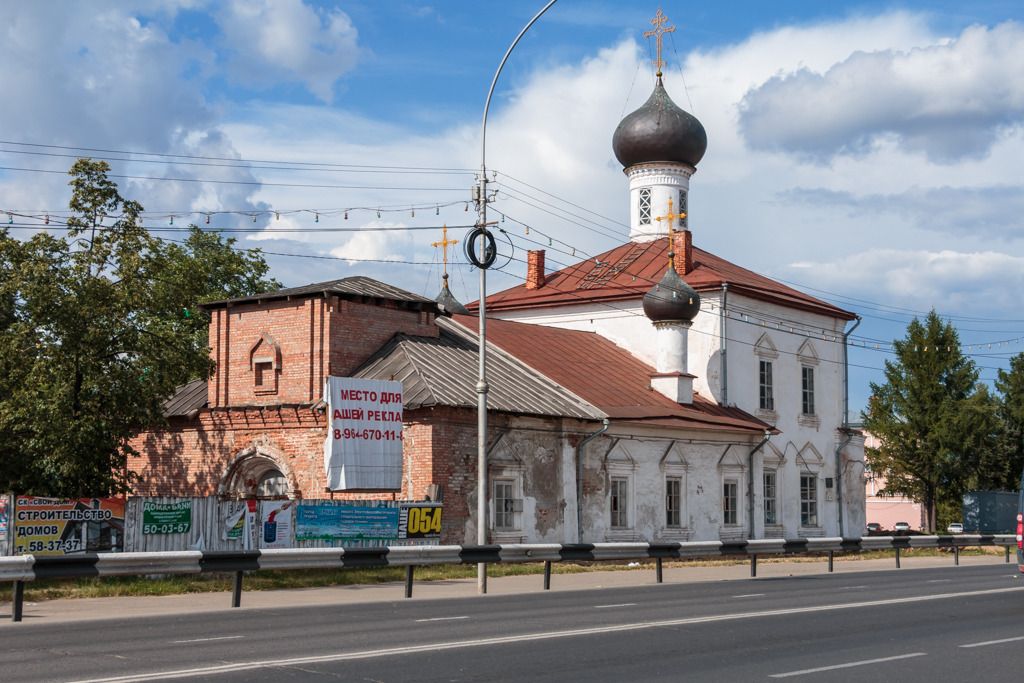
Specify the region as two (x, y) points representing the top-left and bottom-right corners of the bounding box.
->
(472, 63), (866, 542)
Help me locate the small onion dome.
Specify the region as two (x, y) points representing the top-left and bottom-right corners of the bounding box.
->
(435, 275), (469, 316)
(643, 266), (700, 323)
(612, 76), (707, 169)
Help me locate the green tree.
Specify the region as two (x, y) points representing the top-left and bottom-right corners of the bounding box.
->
(0, 159), (279, 496)
(995, 353), (1024, 489)
(863, 311), (998, 531)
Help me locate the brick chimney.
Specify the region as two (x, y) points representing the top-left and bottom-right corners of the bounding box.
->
(672, 230), (693, 275)
(526, 249), (546, 290)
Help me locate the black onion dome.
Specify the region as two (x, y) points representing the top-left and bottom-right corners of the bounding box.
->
(435, 276), (469, 316)
(643, 266), (700, 323)
(612, 76), (707, 168)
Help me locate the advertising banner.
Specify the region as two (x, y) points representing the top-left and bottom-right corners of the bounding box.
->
(259, 500), (294, 549)
(324, 377), (403, 490)
(13, 496), (125, 555)
(398, 502), (443, 540)
(221, 499), (258, 549)
(296, 503), (399, 542)
(142, 500), (192, 535)
(0, 496), (8, 542)
(296, 502), (442, 544)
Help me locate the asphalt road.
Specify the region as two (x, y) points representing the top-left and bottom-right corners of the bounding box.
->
(4, 564), (1024, 682)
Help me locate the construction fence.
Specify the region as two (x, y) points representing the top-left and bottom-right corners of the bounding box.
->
(0, 493), (442, 556)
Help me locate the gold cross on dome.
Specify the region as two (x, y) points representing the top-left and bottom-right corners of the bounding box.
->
(431, 225), (459, 279)
(655, 197), (687, 268)
(643, 8), (676, 75)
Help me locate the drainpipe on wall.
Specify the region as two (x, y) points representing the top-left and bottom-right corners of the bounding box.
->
(835, 316), (861, 538)
(748, 430), (771, 539)
(576, 418), (610, 544)
(720, 283), (729, 405)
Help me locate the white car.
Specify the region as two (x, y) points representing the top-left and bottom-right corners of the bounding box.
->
(947, 522), (964, 534)
(894, 521), (911, 532)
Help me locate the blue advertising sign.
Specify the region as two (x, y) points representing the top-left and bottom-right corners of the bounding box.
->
(296, 504), (400, 542)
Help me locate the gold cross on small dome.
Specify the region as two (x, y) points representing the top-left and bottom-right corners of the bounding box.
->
(655, 197), (687, 268)
(644, 8), (676, 75)
(431, 225), (459, 281)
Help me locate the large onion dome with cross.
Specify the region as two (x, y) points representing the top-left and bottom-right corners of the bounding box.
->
(614, 9), (706, 243)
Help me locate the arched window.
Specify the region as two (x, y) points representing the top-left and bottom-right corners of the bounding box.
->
(257, 469), (289, 498)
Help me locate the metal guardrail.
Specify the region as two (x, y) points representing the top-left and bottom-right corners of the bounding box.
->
(2, 534), (1015, 623)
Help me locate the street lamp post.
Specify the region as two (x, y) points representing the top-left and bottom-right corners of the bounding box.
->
(474, 0), (558, 595)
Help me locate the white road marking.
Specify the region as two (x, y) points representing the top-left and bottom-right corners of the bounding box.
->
(926, 579), (952, 584)
(770, 652), (926, 678)
(414, 616), (469, 622)
(960, 634), (1024, 649)
(838, 585), (868, 590)
(170, 636), (244, 644)
(66, 586), (1024, 683)
(732, 593), (765, 598)
(593, 603), (636, 609)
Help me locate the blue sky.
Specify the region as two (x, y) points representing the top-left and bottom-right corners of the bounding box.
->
(2, 1), (1024, 416)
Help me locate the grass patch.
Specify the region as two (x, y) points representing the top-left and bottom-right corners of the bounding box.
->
(13, 546), (1011, 603)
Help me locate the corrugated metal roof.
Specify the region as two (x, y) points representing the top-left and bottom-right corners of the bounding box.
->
(162, 379), (207, 417)
(354, 322), (603, 420)
(449, 314), (771, 434)
(479, 238), (855, 320)
(201, 276), (435, 309)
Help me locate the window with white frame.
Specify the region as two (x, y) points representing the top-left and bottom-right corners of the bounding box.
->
(800, 474), (818, 527)
(639, 188), (652, 225)
(665, 477), (682, 527)
(610, 477), (630, 528)
(802, 366), (815, 415)
(678, 189), (688, 228)
(722, 479), (739, 525)
(763, 469), (778, 525)
(759, 359), (774, 411)
(493, 478), (518, 531)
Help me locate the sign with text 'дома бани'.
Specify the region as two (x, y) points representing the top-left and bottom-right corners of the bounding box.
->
(323, 377), (403, 491)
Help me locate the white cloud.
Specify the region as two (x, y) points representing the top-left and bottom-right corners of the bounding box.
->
(738, 21), (1024, 163)
(217, 0), (359, 102)
(0, 3), (265, 225)
(788, 249), (1024, 314)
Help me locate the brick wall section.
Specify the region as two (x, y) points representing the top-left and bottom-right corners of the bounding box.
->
(327, 297), (437, 378)
(208, 295), (437, 409)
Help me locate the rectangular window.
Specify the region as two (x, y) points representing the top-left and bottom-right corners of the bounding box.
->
(639, 188), (652, 225)
(665, 477), (682, 528)
(611, 477), (630, 528)
(800, 474), (818, 526)
(722, 480), (738, 525)
(678, 189), (688, 228)
(493, 479), (515, 531)
(759, 359), (774, 411)
(763, 470), (777, 525)
(802, 366), (815, 415)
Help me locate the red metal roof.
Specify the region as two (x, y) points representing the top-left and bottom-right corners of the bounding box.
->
(449, 314), (772, 434)
(477, 237), (854, 320)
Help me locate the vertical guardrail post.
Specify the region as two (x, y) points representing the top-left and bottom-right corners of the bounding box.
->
(953, 544), (959, 566)
(895, 547), (901, 568)
(750, 554), (757, 578)
(828, 550), (834, 573)
(231, 571), (243, 608)
(12, 581), (24, 623)
(543, 560), (551, 590)
(405, 565), (415, 598)
(656, 557), (663, 584)
(1006, 545), (1011, 563)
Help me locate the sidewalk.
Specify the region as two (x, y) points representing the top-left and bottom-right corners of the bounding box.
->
(0, 554), (1014, 625)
